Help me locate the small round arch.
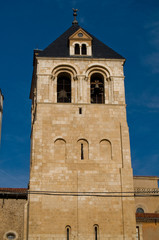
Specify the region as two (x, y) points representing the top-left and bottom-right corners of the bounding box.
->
(81, 42), (89, 47)
(136, 204), (147, 213)
(4, 231), (18, 240)
(86, 64), (112, 78)
(136, 207), (144, 213)
(54, 138), (66, 144)
(52, 64), (79, 79)
(99, 139), (111, 145)
(77, 138), (89, 144)
(72, 41), (81, 46)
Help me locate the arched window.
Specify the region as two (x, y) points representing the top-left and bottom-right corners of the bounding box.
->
(54, 139), (66, 162)
(6, 233), (16, 240)
(136, 207), (144, 213)
(77, 139), (89, 160)
(66, 226), (71, 240)
(100, 139), (112, 161)
(57, 72), (71, 103)
(82, 44), (87, 55)
(94, 225), (99, 240)
(75, 44), (80, 55)
(4, 231), (18, 240)
(90, 73), (104, 104)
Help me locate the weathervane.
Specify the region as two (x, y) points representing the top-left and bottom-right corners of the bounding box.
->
(72, 8), (79, 25)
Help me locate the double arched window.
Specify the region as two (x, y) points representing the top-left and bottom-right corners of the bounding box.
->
(74, 43), (87, 55)
(90, 73), (104, 104)
(57, 72), (71, 103)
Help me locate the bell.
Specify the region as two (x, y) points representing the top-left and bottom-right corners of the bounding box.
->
(94, 81), (100, 93)
(58, 89), (68, 99)
(95, 83), (99, 89)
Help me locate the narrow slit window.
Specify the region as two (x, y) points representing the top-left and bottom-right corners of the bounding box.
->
(67, 227), (69, 240)
(79, 107), (82, 114)
(95, 226), (98, 240)
(81, 143), (84, 160)
(136, 226), (140, 240)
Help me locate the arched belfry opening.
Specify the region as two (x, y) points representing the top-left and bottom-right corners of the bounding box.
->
(57, 72), (71, 103)
(90, 73), (104, 104)
(82, 44), (87, 55)
(75, 44), (80, 55)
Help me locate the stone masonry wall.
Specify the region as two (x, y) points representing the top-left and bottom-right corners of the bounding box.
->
(0, 198), (27, 240)
(28, 57), (136, 239)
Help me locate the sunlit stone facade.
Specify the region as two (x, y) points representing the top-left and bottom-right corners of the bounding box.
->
(26, 25), (136, 240)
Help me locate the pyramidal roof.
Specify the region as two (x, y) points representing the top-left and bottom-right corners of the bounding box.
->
(38, 24), (124, 59)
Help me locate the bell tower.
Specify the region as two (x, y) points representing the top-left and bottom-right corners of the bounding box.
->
(27, 12), (136, 240)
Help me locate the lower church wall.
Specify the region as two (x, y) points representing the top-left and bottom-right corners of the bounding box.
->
(0, 198), (27, 240)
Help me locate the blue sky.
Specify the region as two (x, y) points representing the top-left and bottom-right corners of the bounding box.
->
(0, 0), (159, 188)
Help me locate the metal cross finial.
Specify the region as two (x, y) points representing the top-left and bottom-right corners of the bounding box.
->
(72, 8), (79, 25)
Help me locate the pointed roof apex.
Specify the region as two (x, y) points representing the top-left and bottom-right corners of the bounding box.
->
(38, 25), (125, 59)
(72, 8), (79, 25)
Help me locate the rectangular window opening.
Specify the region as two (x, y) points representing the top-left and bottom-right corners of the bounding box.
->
(81, 143), (84, 160)
(95, 226), (98, 240)
(79, 107), (82, 114)
(136, 226), (140, 240)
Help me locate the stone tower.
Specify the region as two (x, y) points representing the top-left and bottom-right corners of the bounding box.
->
(27, 16), (136, 240)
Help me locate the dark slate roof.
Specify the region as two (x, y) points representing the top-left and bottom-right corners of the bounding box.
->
(38, 24), (124, 59)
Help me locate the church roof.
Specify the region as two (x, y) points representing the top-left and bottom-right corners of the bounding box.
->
(38, 24), (124, 59)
